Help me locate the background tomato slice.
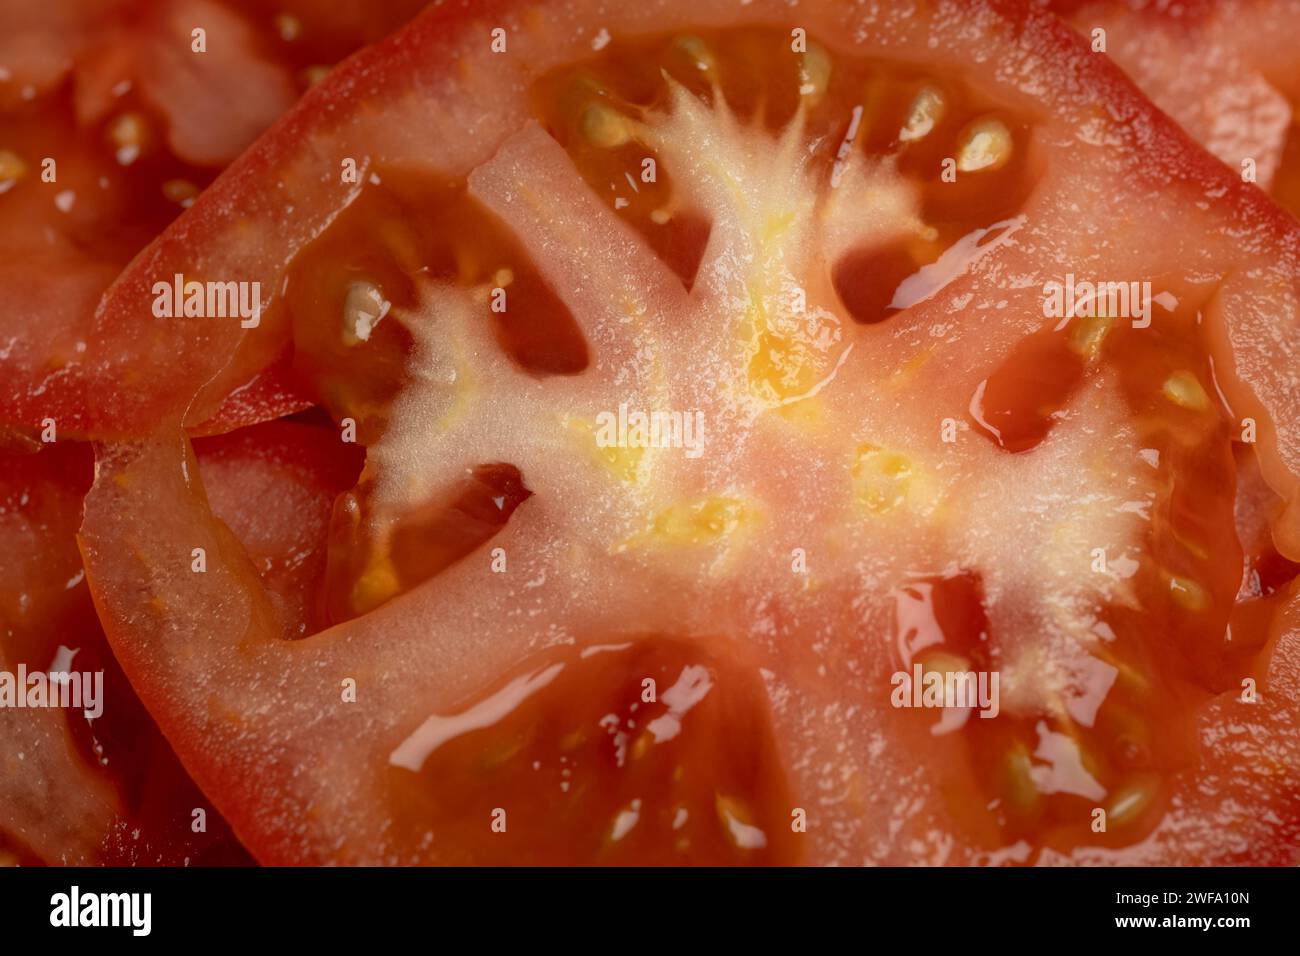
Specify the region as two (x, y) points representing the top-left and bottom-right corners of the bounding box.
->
(0, 444), (119, 864)
(0, 442), (254, 864)
(0, 0), (421, 438)
(1, 0), (435, 866)
(1048, 0), (1300, 217)
(0, 415), (364, 863)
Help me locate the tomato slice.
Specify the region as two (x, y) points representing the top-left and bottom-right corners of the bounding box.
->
(0, 442), (253, 864)
(77, 0), (1300, 864)
(0, 0), (423, 438)
(0, 444), (119, 864)
(0, 414), (363, 863)
(1, 0), (434, 866)
(1048, 0), (1300, 218)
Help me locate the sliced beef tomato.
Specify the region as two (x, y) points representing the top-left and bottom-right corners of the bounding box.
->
(78, 0), (1300, 864)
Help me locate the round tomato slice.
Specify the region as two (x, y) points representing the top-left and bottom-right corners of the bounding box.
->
(80, 0), (1300, 864)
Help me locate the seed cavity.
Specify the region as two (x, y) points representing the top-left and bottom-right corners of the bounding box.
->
(899, 86), (946, 143)
(715, 794), (767, 850)
(629, 731), (653, 761)
(351, 548), (401, 615)
(1105, 777), (1157, 828)
(1001, 742), (1041, 817)
(301, 65), (331, 88)
(1168, 574), (1208, 612)
(274, 13), (302, 42)
(480, 732), (530, 771)
(955, 116), (1012, 173)
(162, 178), (198, 207)
(1068, 312), (1116, 361)
(608, 798), (642, 842)
(917, 649), (972, 676)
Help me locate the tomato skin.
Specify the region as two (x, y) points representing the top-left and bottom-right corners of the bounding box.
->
(1044, 0), (1300, 213)
(72, 0), (1300, 865)
(188, 353), (316, 436)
